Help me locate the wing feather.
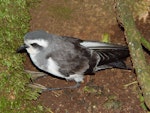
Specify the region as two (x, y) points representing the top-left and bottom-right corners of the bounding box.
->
(80, 41), (129, 66)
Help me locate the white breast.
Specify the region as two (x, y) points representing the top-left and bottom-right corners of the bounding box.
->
(29, 54), (38, 64)
(47, 57), (65, 78)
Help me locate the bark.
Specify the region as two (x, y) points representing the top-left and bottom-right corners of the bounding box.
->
(116, 0), (150, 109)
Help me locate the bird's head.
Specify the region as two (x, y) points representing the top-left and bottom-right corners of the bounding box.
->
(17, 30), (49, 55)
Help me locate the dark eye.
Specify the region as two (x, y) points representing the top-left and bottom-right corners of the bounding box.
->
(30, 43), (43, 49)
(31, 43), (39, 47)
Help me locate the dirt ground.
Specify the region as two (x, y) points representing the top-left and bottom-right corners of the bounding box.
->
(25, 0), (150, 112)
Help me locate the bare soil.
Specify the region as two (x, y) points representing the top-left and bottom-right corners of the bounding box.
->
(25, 0), (150, 112)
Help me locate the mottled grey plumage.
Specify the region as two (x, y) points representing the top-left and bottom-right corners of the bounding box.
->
(17, 30), (129, 90)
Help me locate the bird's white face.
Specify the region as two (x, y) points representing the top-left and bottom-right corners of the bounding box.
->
(24, 39), (48, 55)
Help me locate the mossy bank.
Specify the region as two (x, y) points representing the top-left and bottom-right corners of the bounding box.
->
(0, 0), (43, 112)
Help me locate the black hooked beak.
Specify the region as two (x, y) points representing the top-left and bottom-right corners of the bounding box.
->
(16, 44), (29, 53)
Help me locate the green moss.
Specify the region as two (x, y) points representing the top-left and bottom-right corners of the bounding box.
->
(83, 86), (102, 95)
(0, 0), (43, 112)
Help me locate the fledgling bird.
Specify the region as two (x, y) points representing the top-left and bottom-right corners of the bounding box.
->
(17, 30), (130, 91)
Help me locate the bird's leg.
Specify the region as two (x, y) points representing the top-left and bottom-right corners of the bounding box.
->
(27, 82), (81, 92)
(25, 70), (47, 81)
(45, 82), (81, 91)
(25, 70), (81, 91)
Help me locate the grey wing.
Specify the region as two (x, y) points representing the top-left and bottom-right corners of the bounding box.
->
(46, 37), (93, 77)
(61, 36), (82, 44)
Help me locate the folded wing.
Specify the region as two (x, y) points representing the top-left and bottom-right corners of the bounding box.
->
(80, 41), (129, 70)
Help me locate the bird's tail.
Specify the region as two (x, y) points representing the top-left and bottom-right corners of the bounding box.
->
(80, 41), (130, 70)
(95, 44), (130, 70)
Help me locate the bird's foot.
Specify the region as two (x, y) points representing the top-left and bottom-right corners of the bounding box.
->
(27, 83), (47, 90)
(25, 70), (47, 81)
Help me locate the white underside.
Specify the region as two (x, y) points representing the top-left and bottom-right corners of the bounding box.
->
(47, 57), (84, 82)
(29, 54), (38, 64)
(47, 57), (65, 78)
(65, 74), (84, 82)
